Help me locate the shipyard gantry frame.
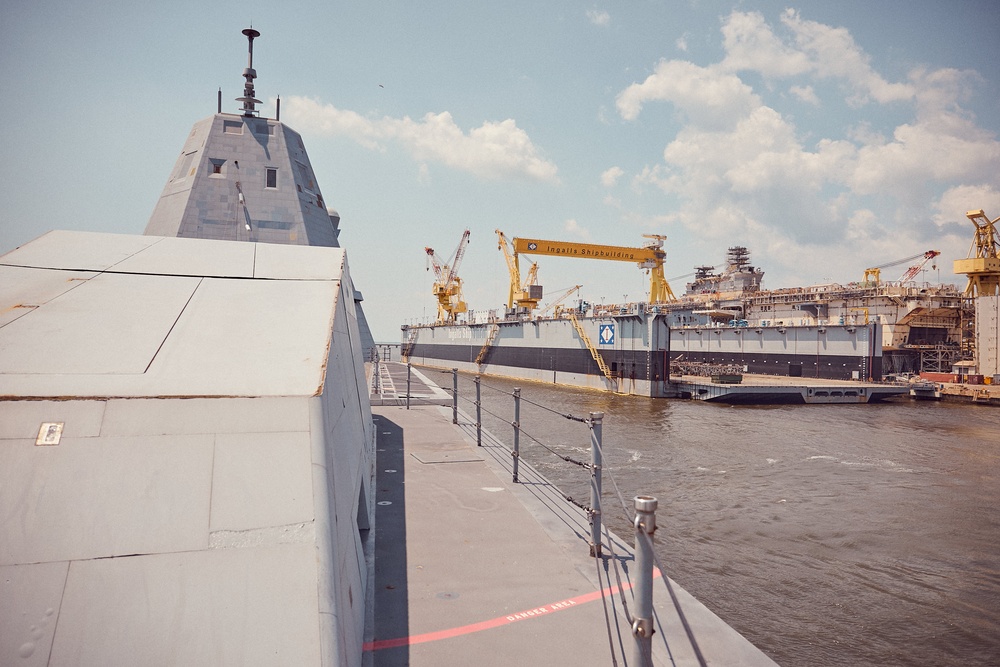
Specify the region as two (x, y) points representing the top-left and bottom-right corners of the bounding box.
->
(511, 234), (676, 303)
(954, 209), (1000, 297)
(953, 208), (1000, 378)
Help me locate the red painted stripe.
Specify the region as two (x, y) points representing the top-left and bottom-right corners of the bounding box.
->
(364, 569), (661, 652)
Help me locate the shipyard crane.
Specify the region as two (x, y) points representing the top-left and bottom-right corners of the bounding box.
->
(496, 230), (543, 311)
(511, 233), (676, 303)
(537, 284), (583, 317)
(425, 229), (470, 323)
(954, 209), (1000, 297)
(863, 250), (940, 286)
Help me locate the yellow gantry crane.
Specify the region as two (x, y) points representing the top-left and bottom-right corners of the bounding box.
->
(425, 229), (470, 323)
(954, 209), (1000, 297)
(496, 230), (543, 311)
(510, 233), (676, 303)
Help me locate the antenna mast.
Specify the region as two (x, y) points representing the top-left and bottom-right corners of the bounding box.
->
(236, 27), (262, 117)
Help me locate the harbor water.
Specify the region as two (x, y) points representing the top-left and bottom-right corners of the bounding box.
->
(445, 371), (1000, 666)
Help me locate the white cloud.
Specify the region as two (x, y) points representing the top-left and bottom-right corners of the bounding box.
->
(586, 9), (610, 27)
(615, 60), (759, 128)
(779, 9), (914, 105)
(720, 10), (811, 78)
(851, 120), (1000, 197)
(600, 166), (624, 187)
(613, 9), (1000, 267)
(564, 219), (593, 241)
(283, 96), (560, 183)
(789, 84), (819, 106)
(675, 36), (688, 52)
(933, 185), (1000, 233)
(719, 9), (914, 106)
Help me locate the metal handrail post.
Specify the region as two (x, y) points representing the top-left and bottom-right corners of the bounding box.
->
(589, 412), (604, 557)
(452, 368), (458, 424)
(406, 363), (411, 410)
(512, 388), (521, 483)
(475, 375), (482, 446)
(633, 495), (658, 667)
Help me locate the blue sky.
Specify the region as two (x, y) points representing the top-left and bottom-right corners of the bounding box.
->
(2, 1), (999, 341)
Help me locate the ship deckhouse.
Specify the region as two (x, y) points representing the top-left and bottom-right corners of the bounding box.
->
(145, 29), (340, 247)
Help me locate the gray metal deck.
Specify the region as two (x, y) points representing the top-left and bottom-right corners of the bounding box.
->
(367, 364), (778, 666)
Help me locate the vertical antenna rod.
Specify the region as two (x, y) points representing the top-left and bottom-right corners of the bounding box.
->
(236, 27), (262, 117)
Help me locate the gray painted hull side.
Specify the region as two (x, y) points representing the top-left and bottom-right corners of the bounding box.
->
(404, 315), (882, 396)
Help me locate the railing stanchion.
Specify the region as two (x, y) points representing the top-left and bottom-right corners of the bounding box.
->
(452, 368), (458, 424)
(588, 411), (604, 557)
(406, 363), (411, 410)
(512, 388), (521, 483)
(475, 375), (482, 446)
(632, 495), (658, 667)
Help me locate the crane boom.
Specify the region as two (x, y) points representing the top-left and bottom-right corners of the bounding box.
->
(425, 229), (470, 323)
(863, 250), (939, 286)
(512, 234), (675, 303)
(496, 230), (542, 310)
(537, 284), (582, 317)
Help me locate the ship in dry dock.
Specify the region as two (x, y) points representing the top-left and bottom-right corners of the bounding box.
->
(402, 230), (972, 402)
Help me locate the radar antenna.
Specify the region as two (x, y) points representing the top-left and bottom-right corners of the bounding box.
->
(236, 27), (262, 117)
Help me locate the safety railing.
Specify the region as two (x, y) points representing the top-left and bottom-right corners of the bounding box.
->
(391, 364), (708, 667)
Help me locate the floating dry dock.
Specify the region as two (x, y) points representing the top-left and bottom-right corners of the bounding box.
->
(404, 313), (887, 402)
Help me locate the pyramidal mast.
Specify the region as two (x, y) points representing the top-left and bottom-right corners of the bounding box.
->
(145, 27), (374, 352)
(145, 28), (340, 247)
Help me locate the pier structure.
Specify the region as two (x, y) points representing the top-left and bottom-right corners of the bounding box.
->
(365, 363), (778, 665)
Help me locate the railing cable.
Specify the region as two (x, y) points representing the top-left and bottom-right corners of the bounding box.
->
(639, 529), (708, 667)
(595, 549), (621, 667)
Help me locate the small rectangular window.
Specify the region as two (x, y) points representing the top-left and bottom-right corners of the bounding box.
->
(266, 168), (277, 188)
(223, 120), (243, 134)
(209, 158), (225, 175)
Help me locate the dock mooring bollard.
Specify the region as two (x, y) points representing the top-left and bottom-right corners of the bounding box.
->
(588, 412), (604, 557)
(633, 495), (658, 667)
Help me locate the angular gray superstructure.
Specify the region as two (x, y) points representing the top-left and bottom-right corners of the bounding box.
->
(145, 114), (341, 246)
(0, 230), (375, 665)
(145, 28), (375, 353)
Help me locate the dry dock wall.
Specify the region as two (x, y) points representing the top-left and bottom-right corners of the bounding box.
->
(670, 323), (882, 381)
(405, 315), (670, 396)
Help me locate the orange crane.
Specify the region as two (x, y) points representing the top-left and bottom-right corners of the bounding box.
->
(511, 234), (676, 303)
(954, 209), (1000, 296)
(863, 250), (940, 286)
(425, 229), (470, 323)
(496, 230), (542, 311)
